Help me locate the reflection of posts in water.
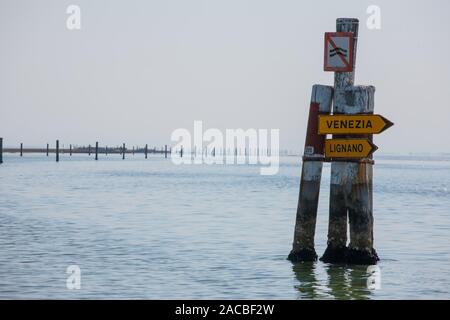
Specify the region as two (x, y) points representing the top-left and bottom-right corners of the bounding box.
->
(292, 262), (320, 299)
(324, 264), (372, 300)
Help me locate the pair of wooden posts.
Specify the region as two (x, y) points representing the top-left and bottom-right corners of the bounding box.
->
(288, 18), (393, 265)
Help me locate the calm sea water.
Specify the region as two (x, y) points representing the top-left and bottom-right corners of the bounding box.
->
(0, 153), (449, 299)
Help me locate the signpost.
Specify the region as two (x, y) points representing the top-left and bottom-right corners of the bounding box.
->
(289, 18), (393, 265)
(324, 138), (377, 158)
(318, 114), (393, 135)
(324, 32), (354, 72)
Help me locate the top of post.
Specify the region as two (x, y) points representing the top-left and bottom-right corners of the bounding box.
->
(336, 18), (359, 30)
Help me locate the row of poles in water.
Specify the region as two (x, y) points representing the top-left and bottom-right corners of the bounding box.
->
(0, 138), (285, 164)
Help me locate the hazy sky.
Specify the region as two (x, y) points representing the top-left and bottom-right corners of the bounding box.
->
(1, 0), (449, 153)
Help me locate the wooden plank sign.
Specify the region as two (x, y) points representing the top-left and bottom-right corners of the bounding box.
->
(318, 114), (393, 135)
(324, 32), (353, 72)
(324, 138), (377, 158)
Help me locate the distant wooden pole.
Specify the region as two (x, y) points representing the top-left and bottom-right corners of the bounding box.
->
(132, 146), (135, 155)
(145, 144), (148, 159)
(288, 85), (333, 262)
(70, 144), (72, 156)
(180, 146), (183, 158)
(20, 143), (23, 157)
(0, 137), (3, 164)
(95, 142), (98, 160)
(105, 146), (108, 155)
(122, 143), (125, 160)
(165, 145), (168, 158)
(88, 144), (91, 156)
(56, 140), (59, 162)
(46, 143), (49, 156)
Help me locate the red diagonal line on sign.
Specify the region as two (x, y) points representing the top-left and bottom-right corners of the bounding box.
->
(328, 36), (351, 69)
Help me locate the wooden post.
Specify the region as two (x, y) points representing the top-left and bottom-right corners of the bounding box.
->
(105, 146), (108, 155)
(56, 140), (59, 162)
(70, 144), (72, 156)
(288, 85), (333, 262)
(180, 146), (183, 158)
(132, 146), (135, 155)
(46, 143), (49, 156)
(88, 144), (91, 156)
(320, 18), (359, 263)
(320, 18), (379, 264)
(145, 144), (148, 159)
(0, 137), (3, 164)
(95, 142), (98, 160)
(322, 86), (378, 264)
(165, 145), (167, 158)
(122, 143), (125, 160)
(20, 143), (23, 157)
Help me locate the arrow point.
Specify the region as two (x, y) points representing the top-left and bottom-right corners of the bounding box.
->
(380, 115), (394, 133)
(368, 140), (378, 155)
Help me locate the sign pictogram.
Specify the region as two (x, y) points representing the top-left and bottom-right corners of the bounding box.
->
(324, 32), (354, 72)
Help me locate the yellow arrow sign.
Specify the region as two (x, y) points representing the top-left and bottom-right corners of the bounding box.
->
(318, 114), (393, 135)
(325, 139), (378, 158)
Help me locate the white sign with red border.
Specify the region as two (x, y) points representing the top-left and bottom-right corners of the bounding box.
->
(324, 32), (353, 72)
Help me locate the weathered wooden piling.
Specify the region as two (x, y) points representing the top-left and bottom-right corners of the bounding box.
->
(88, 144), (91, 156)
(70, 144), (72, 156)
(165, 145), (168, 158)
(132, 146), (135, 155)
(145, 144), (148, 159)
(0, 137), (3, 164)
(288, 85), (333, 262)
(122, 143), (125, 160)
(320, 18), (359, 263)
(46, 143), (49, 156)
(320, 18), (379, 264)
(105, 146), (108, 155)
(20, 143), (23, 156)
(56, 140), (59, 162)
(95, 142), (98, 160)
(180, 146), (183, 158)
